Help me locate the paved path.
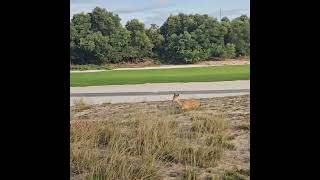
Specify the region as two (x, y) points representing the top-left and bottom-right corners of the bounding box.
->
(70, 80), (250, 105)
(71, 89), (249, 97)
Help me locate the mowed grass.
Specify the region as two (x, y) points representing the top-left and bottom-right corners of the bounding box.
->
(70, 64), (250, 87)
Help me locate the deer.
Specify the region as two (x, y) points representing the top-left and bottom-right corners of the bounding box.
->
(172, 93), (200, 110)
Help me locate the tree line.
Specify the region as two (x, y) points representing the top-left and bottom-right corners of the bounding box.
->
(70, 7), (250, 65)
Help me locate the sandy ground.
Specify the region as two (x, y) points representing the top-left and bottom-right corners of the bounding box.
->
(71, 94), (250, 179)
(70, 80), (250, 105)
(196, 59), (250, 66)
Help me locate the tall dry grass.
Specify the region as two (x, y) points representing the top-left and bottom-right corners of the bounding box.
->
(70, 111), (233, 179)
(72, 98), (91, 112)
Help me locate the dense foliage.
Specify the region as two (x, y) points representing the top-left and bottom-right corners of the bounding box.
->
(70, 7), (250, 64)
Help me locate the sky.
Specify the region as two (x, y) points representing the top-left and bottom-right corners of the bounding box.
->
(70, 0), (250, 27)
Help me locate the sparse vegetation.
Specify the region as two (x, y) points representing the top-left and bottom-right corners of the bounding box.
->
(70, 64), (105, 71)
(70, 59), (161, 71)
(71, 112), (232, 179)
(237, 123), (250, 130)
(222, 168), (250, 180)
(190, 113), (228, 135)
(73, 99), (91, 112)
(101, 102), (111, 106)
(70, 95), (250, 179)
(181, 167), (198, 180)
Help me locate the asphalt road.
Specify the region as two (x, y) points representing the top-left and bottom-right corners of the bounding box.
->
(70, 89), (249, 97)
(70, 80), (250, 105)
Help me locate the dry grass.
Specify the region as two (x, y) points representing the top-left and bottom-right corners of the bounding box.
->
(73, 99), (91, 112)
(181, 167), (198, 180)
(70, 95), (250, 179)
(71, 111), (232, 179)
(221, 168), (250, 180)
(71, 119), (160, 179)
(237, 123), (250, 130)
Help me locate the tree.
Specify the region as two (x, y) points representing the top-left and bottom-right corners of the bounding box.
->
(70, 13), (93, 64)
(79, 31), (110, 64)
(70, 7), (250, 65)
(70, 25), (77, 49)
(229, 15), (250, 56)
(125, 19), (145, 32)
(146, 25), (164, 58)
(125, 19), (153, 60)
(221, 17), (230, 22)
(220, 17), (231, 45)
(224, 43), (236, 58)
(108, 28), (131, 63)
(166, 31), (202, 63)
(159, 13), (232, 62)
(130, 31), (154, 58)
(90, 7), (122, 36)
(71, 13), (92, 39)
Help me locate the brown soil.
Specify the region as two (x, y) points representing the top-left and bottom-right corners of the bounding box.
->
(107, 59), (161, 69)
(195, 57), (250, 66)
(107, 57), (250, 69)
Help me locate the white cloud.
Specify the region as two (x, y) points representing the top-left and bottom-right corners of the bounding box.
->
(114, 4), (171, 14)
(210, 8), (250, 19)
(70, 0), (101, 4)
(158, 0), (169, 5)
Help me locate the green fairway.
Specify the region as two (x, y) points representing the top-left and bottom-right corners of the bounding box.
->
(70, 64), (250, 87)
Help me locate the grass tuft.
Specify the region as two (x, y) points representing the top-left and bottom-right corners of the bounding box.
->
(222, 168), (250, 180)
(73, 99), (91, 112)
(237, 123), (250, 130)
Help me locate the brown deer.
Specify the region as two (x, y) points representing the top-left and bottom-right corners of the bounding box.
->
(172, 93), (200, 110)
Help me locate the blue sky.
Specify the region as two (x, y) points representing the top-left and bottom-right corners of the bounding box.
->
(70, 0), (250, 27)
